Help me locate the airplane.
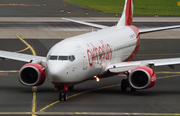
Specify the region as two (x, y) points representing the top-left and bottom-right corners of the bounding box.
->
(0, 0), (180, 101)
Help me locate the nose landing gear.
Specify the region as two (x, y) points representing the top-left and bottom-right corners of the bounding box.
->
(59, 92), (67, 101)
(54, 85), (68, 101)
(59, 85), (68, 101)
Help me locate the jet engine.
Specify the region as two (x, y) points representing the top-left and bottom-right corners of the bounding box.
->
(128, 66), (156, 90)
(19, 63), (46, 86)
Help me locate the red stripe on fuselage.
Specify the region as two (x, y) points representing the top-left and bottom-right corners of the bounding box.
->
(125, 26), (140, 61)
(52, 82), (81, 86)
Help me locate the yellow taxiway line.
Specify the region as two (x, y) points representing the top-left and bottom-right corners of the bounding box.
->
(0, 35), (33, 73)
(17, 35), (36, 56)
(36, 112), (180, 115)
(15, 46), (30, 53)
(0, 112), (179, 115)
(17, 35), (37, 116)
(1, 36), (180, 115)
(38, 74), (180, 112)
(0, 70), (19, 73)
(32, 86), (37, 116)
(0, 73), (180, 115)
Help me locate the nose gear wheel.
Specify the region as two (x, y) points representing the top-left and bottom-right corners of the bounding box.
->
(59, 92), (67, 101)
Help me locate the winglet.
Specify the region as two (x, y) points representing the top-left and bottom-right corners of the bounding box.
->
(117, 0), (134, 26)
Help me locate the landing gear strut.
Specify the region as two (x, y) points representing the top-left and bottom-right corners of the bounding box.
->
(59, 92), (67, 101)
(60, 85), (68, 101)
(121, 72), (136, 92)
(121, 79), (128, 92)
(54, 85), (68, 101)
(121, 79), (136, 92)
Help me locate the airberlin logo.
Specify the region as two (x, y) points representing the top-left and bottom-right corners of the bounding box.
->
(87, 40), (112, 66)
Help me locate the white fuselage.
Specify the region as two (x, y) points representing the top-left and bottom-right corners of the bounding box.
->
(46, 25), (139, 86)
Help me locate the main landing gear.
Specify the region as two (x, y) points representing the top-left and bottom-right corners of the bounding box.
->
(121, 79), (136, 92)
(121, 72), (136, 92)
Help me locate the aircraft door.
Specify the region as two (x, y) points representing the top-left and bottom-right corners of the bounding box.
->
(77, 46), (88, 70)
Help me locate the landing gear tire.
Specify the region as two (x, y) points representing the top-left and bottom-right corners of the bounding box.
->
(58, 86), (68, 101)
(59, 92), (67, 101)
(121, 79), (127, 92)
(63, 93), (67, 101)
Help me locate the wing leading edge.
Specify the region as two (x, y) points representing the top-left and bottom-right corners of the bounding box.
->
(62, 18), (180, 34)
(0, 50), (46, 63)
(139, 25), (180, 34)
(108, 58), (180, 73)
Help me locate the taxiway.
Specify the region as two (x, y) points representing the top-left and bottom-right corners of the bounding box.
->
(0, 22), (180, 116)
(0, 0), (180, 115)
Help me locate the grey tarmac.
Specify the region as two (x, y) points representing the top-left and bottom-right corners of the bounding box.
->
(0, 20), (179, 39)
(0, 0), (180, 115)
(0, 23), (180, 115)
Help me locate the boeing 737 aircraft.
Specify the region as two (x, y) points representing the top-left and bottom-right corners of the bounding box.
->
(0, 0), (180, 101)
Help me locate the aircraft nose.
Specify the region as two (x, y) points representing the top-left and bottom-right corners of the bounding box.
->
(47, 62), (61, 76)
(48, 63), (59, 75)
(46, 61), (67, 82)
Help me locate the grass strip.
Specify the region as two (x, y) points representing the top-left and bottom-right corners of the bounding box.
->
(66, 0), (180, 16)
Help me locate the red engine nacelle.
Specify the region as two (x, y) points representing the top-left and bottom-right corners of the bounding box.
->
(128, 66), (156, 90)
(18, 63), (46, 86)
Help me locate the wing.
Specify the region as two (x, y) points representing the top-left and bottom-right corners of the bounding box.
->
(62, 18), (109, 29)
(62, 18), (180, 32)
(108, 58), (180, 73)
(139, 25), (180, 34)
(0, 50), (46, 63)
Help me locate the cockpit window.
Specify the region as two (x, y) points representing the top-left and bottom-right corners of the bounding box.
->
(69, 55), (75, 61)
(59, 56), (68, 60)
(49, 56), (58, 60)
(49, 55), (75, 62)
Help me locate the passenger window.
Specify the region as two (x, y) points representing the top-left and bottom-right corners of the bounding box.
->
(59, 56), (68, 60)
(49, 56), (58, 60)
